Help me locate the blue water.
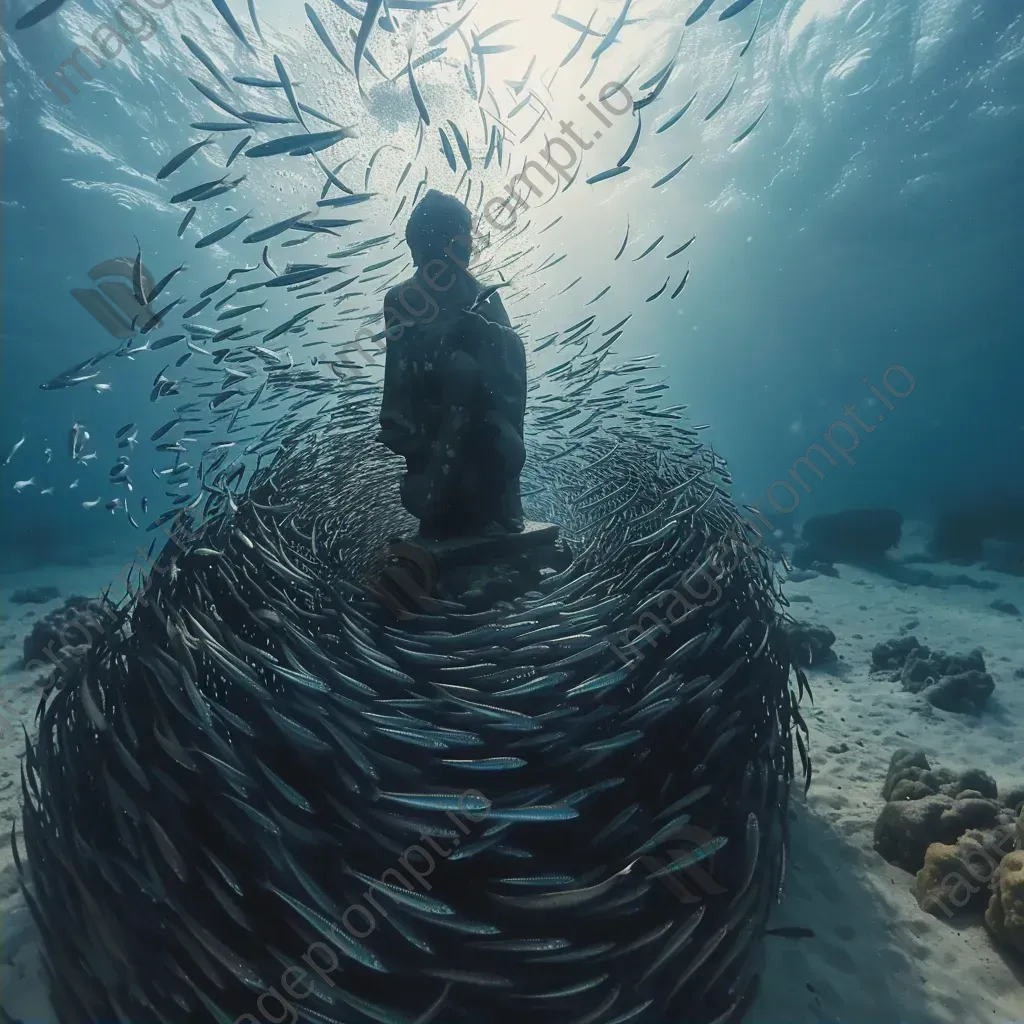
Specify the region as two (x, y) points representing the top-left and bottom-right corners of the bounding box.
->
(1, 0), (1021, 569)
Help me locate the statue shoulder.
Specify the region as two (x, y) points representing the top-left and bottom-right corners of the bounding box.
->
(384, 280), (412, 307)
(383, 278), (422, 331)
(477, 287), (513, 329)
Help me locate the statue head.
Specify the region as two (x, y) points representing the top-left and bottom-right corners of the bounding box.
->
(405, 189), (473, 270)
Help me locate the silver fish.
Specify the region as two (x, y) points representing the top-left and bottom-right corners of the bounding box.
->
(210, 0), (252, 49)
(592, 0), (632, 60)
(652, 155), (693, 188)
(305, 4), (349, 68)
(195, 212), (253, 249)
(704, 71), (739, 121)
(181, 34), (234, 92)
(353, 0), (385, 95)
(157, 135), (214, 180)
(3, 436), (25, 465)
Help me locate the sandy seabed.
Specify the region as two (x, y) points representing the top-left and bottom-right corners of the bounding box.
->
(1, 529), (1022, 1024)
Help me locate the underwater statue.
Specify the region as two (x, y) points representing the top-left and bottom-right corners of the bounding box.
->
(378, 189), (527, 541)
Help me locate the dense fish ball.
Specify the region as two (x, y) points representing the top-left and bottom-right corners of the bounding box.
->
(18, 405), (808, 1024)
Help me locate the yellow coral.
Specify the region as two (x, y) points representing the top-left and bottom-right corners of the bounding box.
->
(915, 838), (1004, 918)
(985, 850), (1024, 956)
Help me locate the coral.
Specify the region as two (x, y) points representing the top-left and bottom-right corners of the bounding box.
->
(879, 749), (1024, 961)
(985, 851), (1024, 958)
(900, 648), (987, 690)
(890, 779), (938, 801)
(874, 795), (957, 872)
(915, 832), (1011, 917)
(783, 620), (837, 667)
(875, 750), (1012, 872)
(922, 671), (996, 714)
(883, 747), (933, 799)
(21, 595), (116, 670)
(872, 636), (924, 672)
(1003, 786), (1024, 817)
(882, 750), (1000, 803)
(896, 647), (995, 714)
(956, 769), (999, 801)
(874, 795), (1003, 873)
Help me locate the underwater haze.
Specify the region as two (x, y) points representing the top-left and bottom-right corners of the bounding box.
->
(4, 2), (1024, 1024)
(2, 0), (1022, 567)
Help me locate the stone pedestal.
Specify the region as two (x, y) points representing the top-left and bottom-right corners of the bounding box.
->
(416, 520), (560, 566)
(370, 522), (570, 616)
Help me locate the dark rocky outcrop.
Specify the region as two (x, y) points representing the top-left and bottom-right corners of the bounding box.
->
(872, 635), (923, 672)
(794, 508), (902, 568)
(982, 539), (1024, 577)
(786, 568), (819, 583)
(882, 748), (998, 803)
(871, 641), (996, 713)
(10, 585), (60, 605)
(21, 595), (116, 670)
(1002, 786), (1024, 816)
(990, 598), (1020, 616)
(899, 646), (985, 688)
(956, 768), (1000, 801)
(931, 512), (988, 563)
(900, 647), (994, 714)
(793, 509), (1002, 588)
(783, 620), (837, 667)
(922, 671), (996, 714)
(370, 523), (571, 611)
(929, 494), (1024, 566)
(882, 746), (937, 800)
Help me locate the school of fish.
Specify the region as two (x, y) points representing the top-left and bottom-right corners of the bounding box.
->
(9, 1), (805, 1023)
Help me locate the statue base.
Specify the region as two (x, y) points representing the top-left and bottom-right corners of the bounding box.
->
(370, 522), (571, 616)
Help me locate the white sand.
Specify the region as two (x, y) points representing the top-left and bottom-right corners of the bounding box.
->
(2, 534), (1023, 1023)
(0, 560), (130, 1023)
(752, 533), (1024, 1024)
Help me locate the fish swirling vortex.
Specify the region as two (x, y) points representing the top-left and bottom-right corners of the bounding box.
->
(19, 380), (809, 1024)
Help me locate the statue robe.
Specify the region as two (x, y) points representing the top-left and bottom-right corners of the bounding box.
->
(378, 272), (526, 537)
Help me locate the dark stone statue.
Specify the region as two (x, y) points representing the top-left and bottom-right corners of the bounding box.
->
(378, 190), (527, 541)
